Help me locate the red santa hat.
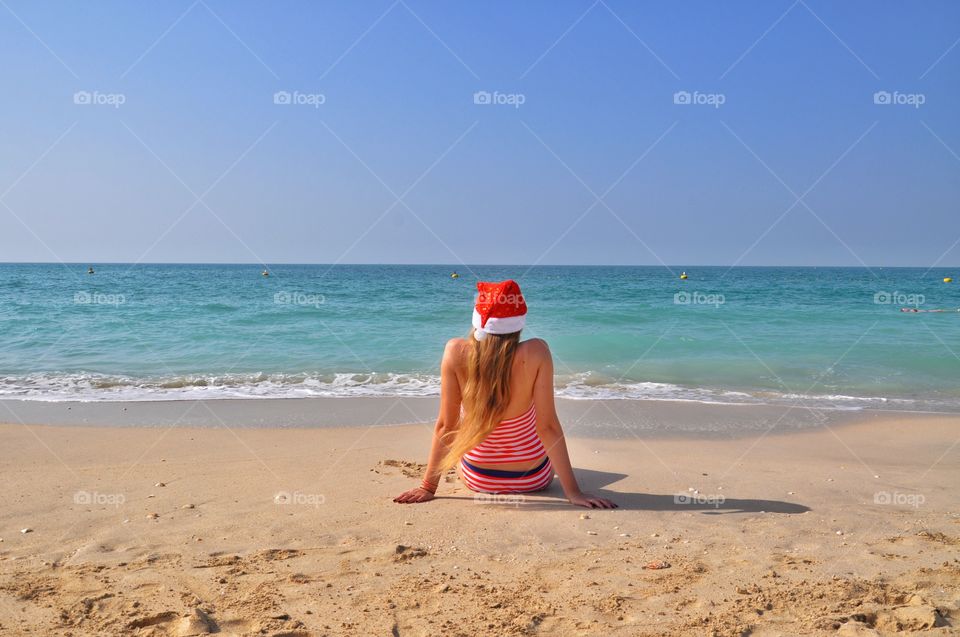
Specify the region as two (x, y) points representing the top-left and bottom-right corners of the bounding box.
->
(472, 279), (527, 341)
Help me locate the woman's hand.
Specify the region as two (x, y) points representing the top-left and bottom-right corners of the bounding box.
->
(568, 492), (617, 509)
(393, 487), (436, 504)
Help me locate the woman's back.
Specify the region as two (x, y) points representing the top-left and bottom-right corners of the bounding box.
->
(451, 337), (541, 421)
(450, 338), (548, 472)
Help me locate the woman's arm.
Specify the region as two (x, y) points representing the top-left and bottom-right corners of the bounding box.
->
(394, 338), (463, 504)
(531, 340), (617, 509)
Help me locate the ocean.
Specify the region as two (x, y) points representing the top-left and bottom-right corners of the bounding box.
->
(1, 263), (958, 412)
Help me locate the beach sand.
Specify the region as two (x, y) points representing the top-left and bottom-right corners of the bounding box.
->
(0, 406), (958, 636)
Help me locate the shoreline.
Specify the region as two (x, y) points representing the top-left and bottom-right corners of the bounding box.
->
(1, 414), (957, 635)
(1, 395), (953, 438)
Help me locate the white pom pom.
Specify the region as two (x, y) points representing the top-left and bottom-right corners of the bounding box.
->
(473, 328), (487, 341)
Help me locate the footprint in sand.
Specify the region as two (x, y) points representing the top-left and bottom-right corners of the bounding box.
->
(394, 545), (428, 561)
(378, 459), (427, 479)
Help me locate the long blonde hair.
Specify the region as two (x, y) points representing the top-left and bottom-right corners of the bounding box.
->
(440, 329), (521, 469)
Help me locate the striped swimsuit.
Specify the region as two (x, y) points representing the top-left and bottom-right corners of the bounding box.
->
(460, 403), (554, 494)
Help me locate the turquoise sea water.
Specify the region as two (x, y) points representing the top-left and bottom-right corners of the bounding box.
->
(1, 264), (958, 411)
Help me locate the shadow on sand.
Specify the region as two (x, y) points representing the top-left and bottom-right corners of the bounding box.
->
(437, 468), (810, 514)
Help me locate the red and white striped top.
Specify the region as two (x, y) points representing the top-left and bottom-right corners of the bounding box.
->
(462, 403), (546, 464)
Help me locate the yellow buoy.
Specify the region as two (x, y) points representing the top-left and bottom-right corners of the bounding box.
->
(451, 272), (459, 279)
(679, 272), (688, 280)
(945, 277), (953, 283)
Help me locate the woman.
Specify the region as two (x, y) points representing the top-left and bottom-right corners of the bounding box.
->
(394, 279), (617, 509)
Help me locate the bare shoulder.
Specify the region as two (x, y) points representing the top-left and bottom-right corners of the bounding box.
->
(442, 337), (469, 366)
(519, 337), (551, 361)
(444, 336), (469, 353)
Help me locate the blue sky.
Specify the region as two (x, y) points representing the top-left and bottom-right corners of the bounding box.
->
(1, 1), (958, 266)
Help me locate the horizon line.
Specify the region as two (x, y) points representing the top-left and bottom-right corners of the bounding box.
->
(0, 262), (956, 269)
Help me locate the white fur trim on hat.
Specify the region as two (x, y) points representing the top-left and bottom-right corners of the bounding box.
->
(472, 308), (525, 339)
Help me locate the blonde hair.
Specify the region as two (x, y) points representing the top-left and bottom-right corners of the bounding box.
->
(440, 329), (521, 469)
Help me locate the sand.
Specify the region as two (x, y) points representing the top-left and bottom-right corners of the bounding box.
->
(0, 408), (958, 636)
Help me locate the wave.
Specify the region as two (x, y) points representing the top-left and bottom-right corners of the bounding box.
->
(552, 374), (927, 410)
(554, 372), (756, 404)
(0, 370), (948, 411)
(0, 372), (441, 401)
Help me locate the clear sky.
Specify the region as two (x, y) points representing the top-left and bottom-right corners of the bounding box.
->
(1, 1), (958, 267)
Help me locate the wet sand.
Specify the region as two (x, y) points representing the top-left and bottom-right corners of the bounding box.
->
(0, 395), (897, 435)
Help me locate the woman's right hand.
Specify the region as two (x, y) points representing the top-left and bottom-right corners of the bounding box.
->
(568, 492), (617, 509)
(393, 487), (436, 504)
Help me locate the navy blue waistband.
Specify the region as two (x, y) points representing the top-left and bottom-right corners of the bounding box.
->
(461, 457), (549, 478)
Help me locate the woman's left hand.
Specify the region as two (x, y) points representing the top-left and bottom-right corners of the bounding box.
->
(393, 487), (436, 504)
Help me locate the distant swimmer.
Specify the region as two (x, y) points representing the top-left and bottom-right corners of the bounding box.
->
(262, 269), (269, 277)
(679, 272), (687, 280)
(87, 266), (95, 275)
(451, 271), (459, 279)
